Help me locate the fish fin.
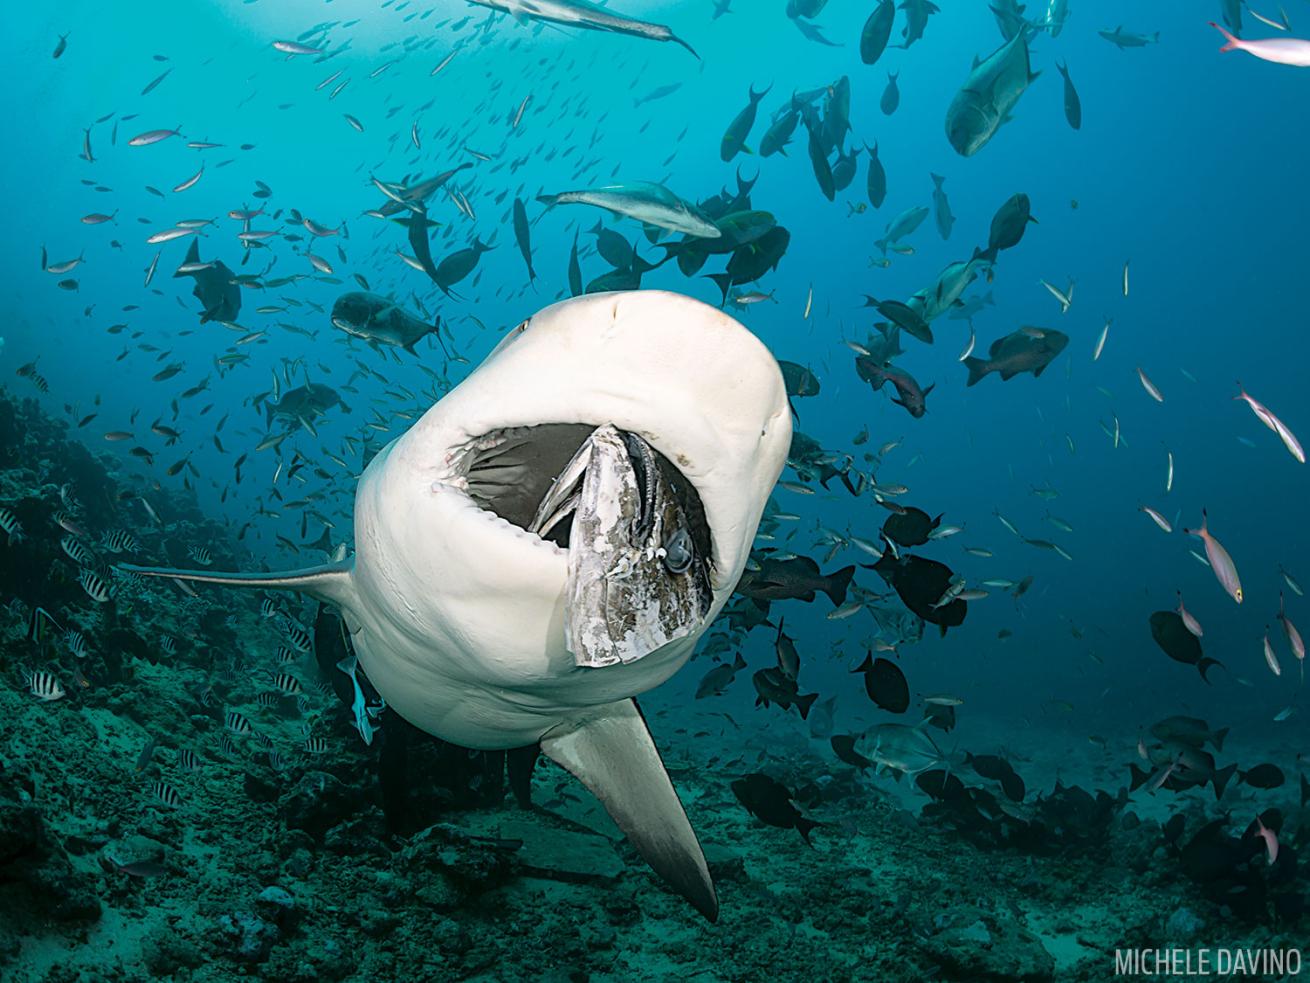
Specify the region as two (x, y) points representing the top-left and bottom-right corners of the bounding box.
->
(795, 816), (820, 845)
(702, 272), (733, 308)
(1213, 762), (1238, 801)
(506, 744), (540, 809)
(1208, 21), (1240, 50)
(1128, 763), (1150, 792)
(540, 699), (717, 921)
(173, 239), (200, 277)
(1197, 657), (1224, 684)
(670, 33), (700, 59)
(796, 692), (818, 720)
(963, 356), (989, 386)
(117, 559), (356, 609)
(823, 566), (855, 607)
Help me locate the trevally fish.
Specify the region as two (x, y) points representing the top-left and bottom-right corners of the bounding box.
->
(945, 32), (1037, 157)
(330, 292), (442, 354)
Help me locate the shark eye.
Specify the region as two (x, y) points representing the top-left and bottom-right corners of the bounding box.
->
(662, 527), (694, 575)
(485, 319), (531, 361)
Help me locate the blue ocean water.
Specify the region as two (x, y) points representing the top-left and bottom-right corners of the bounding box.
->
(3, 0), (1309, 977)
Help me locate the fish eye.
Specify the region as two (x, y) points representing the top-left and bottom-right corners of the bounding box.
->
(663, 527), (694, 575)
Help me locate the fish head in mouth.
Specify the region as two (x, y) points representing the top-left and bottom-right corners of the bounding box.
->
(530, 422), (715, 669)
(349, 289), (791, 748)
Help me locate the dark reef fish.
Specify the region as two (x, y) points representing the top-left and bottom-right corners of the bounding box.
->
(851, 653), (909, 713)
(963, 328), (1068, 386)
(265, 383), (347, 431)
(330, 291), (443, 354)
(1149, 611), (1223, 682)
(738, 554), (855, 607)
(856, 358), (934, 418)
(731, 773), (821, 843)
(869, 552), (967, 633)
(695, 653), (747, 698)
(173, 239), (240, 324)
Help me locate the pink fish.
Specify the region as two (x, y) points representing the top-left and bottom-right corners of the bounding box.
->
(1147, 754), (1183, 793)
(1176, 592), (1203, 637)
(1262, 627), (1282, 677)
(1184, 509), (1243, 604)
(1255, 815), (1279, 865)
(1279, 592), (1305, 682)
(1234, 383), (1305, 463)
(1210, 22), (1310, 67)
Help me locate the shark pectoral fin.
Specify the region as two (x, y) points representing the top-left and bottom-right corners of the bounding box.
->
(540, 699), (718, 922)
(117, 560), (357, 609)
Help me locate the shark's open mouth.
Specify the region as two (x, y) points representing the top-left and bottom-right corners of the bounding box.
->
(457, 423), (713, 668)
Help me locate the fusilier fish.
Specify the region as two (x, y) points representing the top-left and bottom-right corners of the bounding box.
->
(1184, 510), (1243, 604)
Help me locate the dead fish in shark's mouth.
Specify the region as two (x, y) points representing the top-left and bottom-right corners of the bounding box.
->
(528, 423), (714, 667)
(120, 290), (792, 920)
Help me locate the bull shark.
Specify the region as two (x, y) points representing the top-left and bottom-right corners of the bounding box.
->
(467, 0), (698, 57)
(122, 290), (791, 920)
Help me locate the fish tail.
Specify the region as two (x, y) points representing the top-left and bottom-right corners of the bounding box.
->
(1208, 21), (1240, 50)
(534, 193), (560, 209)
(796, 692), (819, 720)
(963, 356), (990, 387)
(703, 272), (733, 307)
(795, 815), (820, 845)
(1212, 762), (1238, 800)
(823, 565), (855, 607)
(670, 32), (700, 60)
(429, 317), (452, 360)
(1128, 763), (1151, 792)
(1212, 726), (1230, 752)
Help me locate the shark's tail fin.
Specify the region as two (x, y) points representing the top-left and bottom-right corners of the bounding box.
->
(669, 32), (700, 60)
